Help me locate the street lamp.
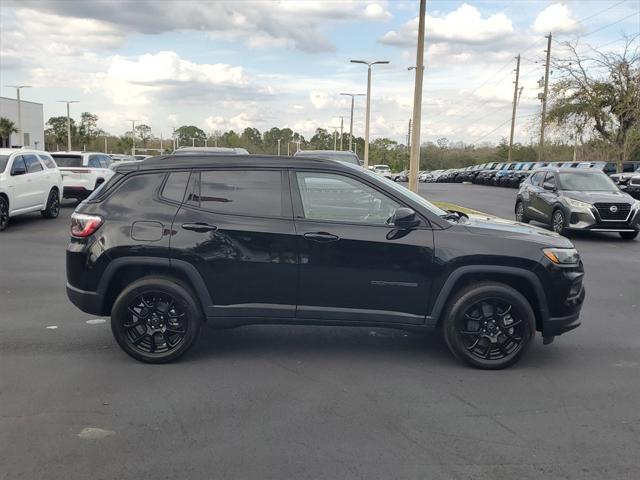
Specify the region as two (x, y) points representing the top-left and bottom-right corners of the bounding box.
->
(57, 100), (79, 151)
(350, 60), (389, 167)
(6, 85), (31, 147)
(340, 93), (365, 152)
(129, 120), (139, 156)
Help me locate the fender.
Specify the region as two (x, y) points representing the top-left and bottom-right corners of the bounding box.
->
(426, 265), (549, 327)
(96, 256), (213, 315)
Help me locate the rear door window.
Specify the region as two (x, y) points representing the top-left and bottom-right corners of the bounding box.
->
(161, 171), (190, 203)
(188, 170), (284, 218)
(11, 156), (27, 175)
(24, 154), (44, 173)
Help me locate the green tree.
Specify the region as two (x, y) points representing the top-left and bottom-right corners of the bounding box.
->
(175, 125), (206, 146)
(46, 116), (77, 147)
(135, 124), (152, 146)
(0, 117), (18, 147)
(548, 37), (640, 172)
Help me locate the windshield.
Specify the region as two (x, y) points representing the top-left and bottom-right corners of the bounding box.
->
(558, 172), (618, 192)
(52, 155), (83, 167)
(0, 155), (9, 172)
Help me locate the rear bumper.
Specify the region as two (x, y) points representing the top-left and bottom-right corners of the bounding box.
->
(67, 283), (103, 316)
(63, 186), (92, 199)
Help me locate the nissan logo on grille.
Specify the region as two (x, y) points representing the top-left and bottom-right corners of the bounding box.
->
(610, 205), (618, 213)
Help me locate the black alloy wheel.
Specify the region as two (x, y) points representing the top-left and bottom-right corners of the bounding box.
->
(0, 196), (8, 231)
(515, 201), (529, 223)
(443, 283), (535, 369)
(552, 209), (567, 236)
(41, 190), (60, 219)
(111, 277), (202, 363)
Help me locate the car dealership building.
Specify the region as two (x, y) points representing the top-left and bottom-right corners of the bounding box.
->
(0, 96), (45, 149)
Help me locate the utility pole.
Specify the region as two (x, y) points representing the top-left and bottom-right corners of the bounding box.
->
(408, 0), (426, 193)
(407, 118), (412, 171)
(160, 133), (163, 153)
(339, 116), (344, 150)
(7, 85), (31, 146)
(508, 54), (521, 162)
(129, 120), (138, 156)
(538, 33), (552, 162)
(58, 100), (78, 151)
(350, 60), (390, 167)
(340, 93), (365, 152)
(104, 136), (108, 153)
(277, 138), (281, 156)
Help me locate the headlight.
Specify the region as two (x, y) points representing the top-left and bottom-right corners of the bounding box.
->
(566, 197), (593, 213)
(543, 248), (580, 265)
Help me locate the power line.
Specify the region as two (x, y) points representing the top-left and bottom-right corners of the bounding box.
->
(469, 119), (511, 143)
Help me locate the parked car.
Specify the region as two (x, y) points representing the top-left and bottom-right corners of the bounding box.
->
(393, 170), (409, 182)
(0, 149), (63, 231)
(610, 162), (640, 185)
(476, 163), (504, 185)
(371, 164), (393, 180)
(515, 167), (640, 239)
(294, 150), (361, 166)
(66, 154), (585, 369)
(51, 152), (114, 200)
(134, 155), (152, 160)
(622, 171), (640, 199)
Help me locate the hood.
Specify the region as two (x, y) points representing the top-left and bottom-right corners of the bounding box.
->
(462, 215), (573, 248)
(562, 189), (634, 204)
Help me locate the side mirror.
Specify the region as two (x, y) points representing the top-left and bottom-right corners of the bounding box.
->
(392, 207), (420, 229)
(11, 166), (26, 176)
(543, 182), (556, 191)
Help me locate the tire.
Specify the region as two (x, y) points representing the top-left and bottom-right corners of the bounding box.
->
(110, 276), (203, 363)
(442, 282), (535, 369)
(0, 196), (9, 231)
(41, 189), (60, 219)
(620, 231), (638, 240)
(551, 209), (568, 236)
(515, 201), (529, 223)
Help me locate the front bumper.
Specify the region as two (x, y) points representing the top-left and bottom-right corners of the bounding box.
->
(542, 286), (585, 336)
(565, 205), (640, 232)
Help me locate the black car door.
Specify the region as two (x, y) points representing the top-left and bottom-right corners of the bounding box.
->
(290, 169), (435, 325)
(170, 168), (298, 319)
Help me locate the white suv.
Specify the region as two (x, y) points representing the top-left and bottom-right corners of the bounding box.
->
(51, 152), (114, 200)
(0, 149), (63, 231)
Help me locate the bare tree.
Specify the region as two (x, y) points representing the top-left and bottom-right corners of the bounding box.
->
(547, 35), (639, 172)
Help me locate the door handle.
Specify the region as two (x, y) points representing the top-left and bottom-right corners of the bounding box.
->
(181, 222), (218, 233)
(303, 232), (340, 242)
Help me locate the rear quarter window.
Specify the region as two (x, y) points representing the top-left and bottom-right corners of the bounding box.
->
(39, 154), (57, 169)
(161, 171), (190, 203)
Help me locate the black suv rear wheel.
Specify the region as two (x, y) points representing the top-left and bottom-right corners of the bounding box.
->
(111, 276), (202, 363)
(443, 282), (535, 369)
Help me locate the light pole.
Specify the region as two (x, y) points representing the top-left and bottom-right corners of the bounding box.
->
(333, 116), (345, 150)
(6, 85), (31, 146)
(340, 93), (365, 152)
(277, 138), (281, 156)
(350, 60), (389, 167)
(408, 0), (426, 193)
(57, 100), (79, 151)
(129, 120), (138, 156)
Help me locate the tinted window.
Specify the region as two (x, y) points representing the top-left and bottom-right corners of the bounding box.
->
(11, 156), (27, 175)
(190, 170), (283, 217)
(52, 155), (83, 167)
(39, 154), (57, 169)
(88, 156), (102, 168)
(24, 154), (43, 173)
(162, 171), (190, 203)
(530, 172), (544, 186)
(296, 171), (400, 225)
(0, 155), (9, 172)
(544, 172), (556, 187)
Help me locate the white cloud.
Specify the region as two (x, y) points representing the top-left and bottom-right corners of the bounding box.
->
(380, 3), (513, 47)
(310, 91), (331, 109)
(532, 3), (579, 34)
(364, 3), (392, 21)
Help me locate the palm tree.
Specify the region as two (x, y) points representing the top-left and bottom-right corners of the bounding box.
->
(0, 117), (18, 148)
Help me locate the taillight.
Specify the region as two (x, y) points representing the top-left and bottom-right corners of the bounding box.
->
(71, 213), (103, 238)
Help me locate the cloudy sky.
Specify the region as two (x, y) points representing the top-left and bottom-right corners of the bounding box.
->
(1, 0), (638, 145)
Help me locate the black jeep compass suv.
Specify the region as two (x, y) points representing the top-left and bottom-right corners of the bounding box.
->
(66, 155), (585, 369)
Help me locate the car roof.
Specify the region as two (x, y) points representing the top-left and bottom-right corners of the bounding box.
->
(533, 166), (605, 174)
(173, 147), (248, 154)
(0, 148), (49, 156)
(51, 151), (104, 156)
(295, 150), (357, 156)
(116, 154), (348, 172)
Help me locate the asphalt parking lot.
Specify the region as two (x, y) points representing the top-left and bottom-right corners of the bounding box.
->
(1, 184), (639, 480)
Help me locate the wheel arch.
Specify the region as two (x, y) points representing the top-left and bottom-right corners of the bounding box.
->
(430, 266), (548, 331)
(97, 257), (212, 317)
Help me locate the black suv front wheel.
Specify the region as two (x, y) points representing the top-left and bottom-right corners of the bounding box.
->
(620, 230), (638, 240)
(111, 276), (202, 363)
(443, 282), (535, 369)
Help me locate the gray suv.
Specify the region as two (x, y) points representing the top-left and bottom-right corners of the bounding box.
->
(515, 167), (640, 240)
